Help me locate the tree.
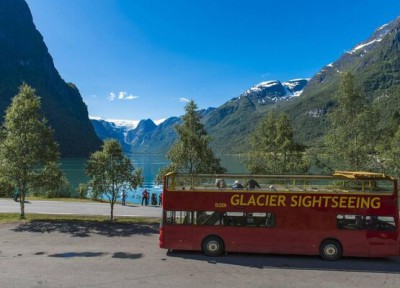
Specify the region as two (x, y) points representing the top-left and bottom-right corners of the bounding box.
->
(86, 139), (143, 221)
(0, 84), (64, 219)
(245, 111), (309, 174)
(157, 100), (225, 182)
(380, 126), (400, 178)
(322, 72), (379, 171)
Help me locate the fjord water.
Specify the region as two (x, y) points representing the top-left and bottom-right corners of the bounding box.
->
(60, 154), (247, 205)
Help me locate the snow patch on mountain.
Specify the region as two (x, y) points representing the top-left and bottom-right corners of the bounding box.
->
(239, 78), (309, 104)
(349, 20), (392, 54)
(90, 117), (166, 130)
(107, 119), (140, 130)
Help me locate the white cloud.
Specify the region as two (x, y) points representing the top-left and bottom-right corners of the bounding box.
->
(108, 91), (139, 101)
(108, 92), (116, 101)
(125, 95), (138, 100)
(118, 91), (126, 99)
(179, 97), (190, 103)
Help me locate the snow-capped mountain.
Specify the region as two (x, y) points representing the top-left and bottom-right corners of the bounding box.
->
(348, 22), (392, 55)
(90, 78), (309, 153)
(237, 78), (309, 104)
(90, 116), (176, 153)
(310, 16), (400, 86)
(291, 16), (400, 146)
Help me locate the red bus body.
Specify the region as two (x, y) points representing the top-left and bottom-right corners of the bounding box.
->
(159, 172), (400, 259)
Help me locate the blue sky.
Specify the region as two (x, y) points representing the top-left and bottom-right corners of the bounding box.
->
(25, 0), (400, 121)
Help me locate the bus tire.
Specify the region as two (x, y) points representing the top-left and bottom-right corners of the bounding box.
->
(202, 236), (224, 257)
(320, 239), (342, 261)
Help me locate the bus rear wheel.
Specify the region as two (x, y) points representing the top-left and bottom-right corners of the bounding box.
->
(202, 236), (224, 257)
(320, 240), (342, 261)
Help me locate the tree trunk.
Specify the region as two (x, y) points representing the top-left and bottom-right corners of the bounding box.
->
(110, 203), (114, 222)
(19, 192), (25, 219)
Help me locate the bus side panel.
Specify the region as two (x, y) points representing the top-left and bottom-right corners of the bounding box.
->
(367, 230), (400, 256)
(161, 225), (194, 250)
(191, 226), (278, 254)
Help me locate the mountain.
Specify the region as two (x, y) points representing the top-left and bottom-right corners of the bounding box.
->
(90, 118), (130, 151)
(203, 16), (400, 152)
(202, 78), (309, 153)
(236, 79), (309, 104)
(91, 116), (183, 154)
(281, 16), (400, 145)
(90, 79), (307, 154)
(91, 17), (400, 155)
(126, 119), (157, 144)
(0, 0), (101, 156)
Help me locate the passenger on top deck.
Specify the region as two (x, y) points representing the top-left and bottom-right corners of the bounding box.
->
(215, 178), (227, 189)
(232, 180), (244, 189)
(245, 179), (260, 190)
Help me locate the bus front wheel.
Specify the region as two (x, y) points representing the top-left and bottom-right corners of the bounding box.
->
(320, 239), (342, 261)
(202, 236), (224, 257)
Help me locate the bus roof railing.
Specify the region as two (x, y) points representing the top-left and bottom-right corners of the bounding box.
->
(333, 171), (395, 180)
(164, 171), (396, 181)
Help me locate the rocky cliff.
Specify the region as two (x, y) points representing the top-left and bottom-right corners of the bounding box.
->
(0, 0), (101, 156)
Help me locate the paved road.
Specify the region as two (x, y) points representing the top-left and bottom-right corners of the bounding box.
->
(0, 199), (162, 218)
(0, 222), (399, 288)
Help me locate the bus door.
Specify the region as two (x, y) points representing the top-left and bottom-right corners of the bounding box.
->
(365, 216), (399, 256)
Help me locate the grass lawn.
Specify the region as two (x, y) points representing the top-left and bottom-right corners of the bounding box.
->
(0, 213), (160, 224)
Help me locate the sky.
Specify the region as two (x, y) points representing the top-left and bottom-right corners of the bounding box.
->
(25, 0), (400, 122)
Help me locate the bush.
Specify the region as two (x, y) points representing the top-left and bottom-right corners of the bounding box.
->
(31, 177), (73, 198)
(76, 183), (89, 199)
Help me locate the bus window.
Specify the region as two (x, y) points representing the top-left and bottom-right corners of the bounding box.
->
(245, 212), (276, 227)
(224, 212), (245, 226)
(337, 214), (365, 230)
(165, 211), (192, 225)
(365, 216), (396, 231)
(195, 211), (223, 226)
(265, 213), (276, 227)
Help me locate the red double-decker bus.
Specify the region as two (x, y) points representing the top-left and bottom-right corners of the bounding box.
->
(159, 171), (400, 260)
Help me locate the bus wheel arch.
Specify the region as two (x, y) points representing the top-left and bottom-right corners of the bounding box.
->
(202, 235), (224, 257)
(319, 239), (342, 261)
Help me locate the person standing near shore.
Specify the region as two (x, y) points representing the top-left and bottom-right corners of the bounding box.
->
(121, 191), (127, 206)
(141, 189), (149, 206)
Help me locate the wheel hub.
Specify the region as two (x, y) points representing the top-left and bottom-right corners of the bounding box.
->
(325, 245), (337, 256)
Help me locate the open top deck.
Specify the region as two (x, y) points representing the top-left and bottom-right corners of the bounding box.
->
(164, 171), (397, 195)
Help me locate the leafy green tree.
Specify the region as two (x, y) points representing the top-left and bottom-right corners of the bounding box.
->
(76, 183), (89, 199)
(0, 84), (64, 218)
(322, 72), (379, 171)
(0, 178), (14, 198)
(245, 111), (309, 174)
(86, 139), (143, 221)
(380, 126), (400, 178)
(157, 100), (225, 182)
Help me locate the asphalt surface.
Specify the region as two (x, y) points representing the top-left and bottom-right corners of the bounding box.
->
(0, 221), (399, 288)
(0, 199), (162, 218)
(1, 199), (400, 287)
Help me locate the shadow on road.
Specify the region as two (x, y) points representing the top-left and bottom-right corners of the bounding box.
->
(12, 220), (159, 237)
(166, 250), (400, 274)
(46, 251), (144, 260)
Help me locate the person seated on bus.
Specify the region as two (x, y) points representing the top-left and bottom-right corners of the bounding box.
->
(215, 178), (227, 189)
(354, 215), (364, 229)
(245, 179), (260, 190)
(232, 180), (244, 189)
